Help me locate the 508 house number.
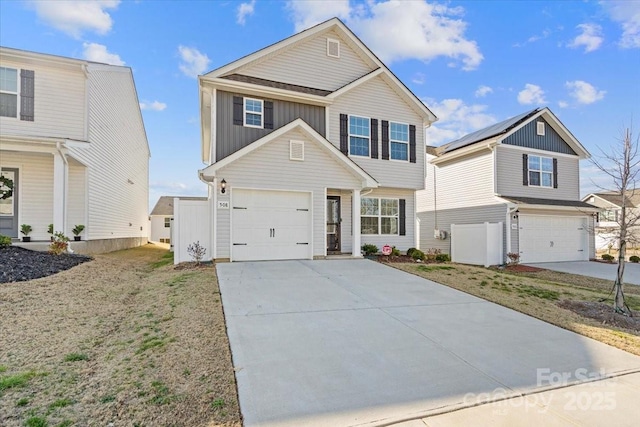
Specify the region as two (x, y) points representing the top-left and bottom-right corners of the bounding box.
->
(218, 201), (229, 209)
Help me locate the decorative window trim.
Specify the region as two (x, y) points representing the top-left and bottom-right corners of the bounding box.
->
(360, 197), (399, 236)
(0, 66), (19, 119)
(348, 115), (371, 157)
(536, 121), (545, 136)
(243, 97), (263, 128)
(164, 217), (171, 228)
(327, 38), (340, 58)
(528, 154), (553, 188)
(389, 121), (409, 162)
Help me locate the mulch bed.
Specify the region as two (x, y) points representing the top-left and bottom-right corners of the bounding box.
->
(0, 246), (91, 283)
(376, 255), (416, 263)
(558, 299), (640, 333)
(504, 264), (545, 272)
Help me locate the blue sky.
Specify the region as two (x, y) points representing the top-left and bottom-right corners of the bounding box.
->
(1, 0), (639, 208)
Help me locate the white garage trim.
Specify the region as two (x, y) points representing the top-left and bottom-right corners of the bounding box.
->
(519, 214), (589, 263)
(230, 187), (313, 262)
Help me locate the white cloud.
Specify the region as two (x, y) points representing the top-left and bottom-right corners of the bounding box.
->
(178, 46), (210, 78)
(566, 80), (606, 104)
(601, 0), (640, 48)
(474, 85), (493, 98)
(286, 0), (483, 70)
(30, 0), (119, 38)
(517, 84), (546, 105)
(568, 23), (603, 53)
(514, 28), (552, 47)
(140, 101), (167, 111)
(423, 98), (497, 145)
(558, 100), (569, 108)
(237, 0), (256, 25)
(82, 42), (124, 65)
(412, 73), (426, 85)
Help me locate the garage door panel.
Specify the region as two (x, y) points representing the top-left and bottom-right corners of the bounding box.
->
(520, 215), (588, 263)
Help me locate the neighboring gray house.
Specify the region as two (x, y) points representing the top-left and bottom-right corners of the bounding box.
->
(149, 196), (207, 244)
(582, 191), (640, 250)
(417, 107), (599, 264)
(190, 17), (438, 262)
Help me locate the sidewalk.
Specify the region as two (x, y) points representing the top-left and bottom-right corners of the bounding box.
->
(393, 371), (640, 427)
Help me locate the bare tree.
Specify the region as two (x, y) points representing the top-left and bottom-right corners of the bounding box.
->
(592, 127), (639, 315)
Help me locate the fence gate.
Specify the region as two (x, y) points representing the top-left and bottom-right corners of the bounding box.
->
(173, 198), (211, 264)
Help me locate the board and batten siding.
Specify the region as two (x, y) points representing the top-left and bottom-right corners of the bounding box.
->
(496, 145), (580, 201)
(503, 117), (577, 155)
(0, 58), (86, 140)
(215, 128), (364, 259)
(238, 29), (376, 92)
(66, 65), (149, 241)
(216, 90), (325, 160)
(329, 75), (425, 189)
(0, 152), (53, 241)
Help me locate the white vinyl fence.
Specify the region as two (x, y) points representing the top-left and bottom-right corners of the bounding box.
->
(172, 198), (212, 264)
(451, 222), (503, 267)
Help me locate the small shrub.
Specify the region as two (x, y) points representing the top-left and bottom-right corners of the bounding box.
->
(25, 416), (48, 427)
(411, 249), (425, 261)
(64, 353), (88, 362)
(630, 255), (640, 263)
(602, 254), (615, 262)
(435, 253), (451, 262)
(424, 248), (441, 261)
(507, 252), (520, 265)
(361, 244), (378, 256)
(72, 225), (85, 236)
(406, 247), (417, 257)
(49, 232), (69, 255)
(186, 241), (206, 264)
(0, 234), (10, 247)
(47, 224), (54, 235)
(20, 224), (32, 236)
(390, 246), (401, 257)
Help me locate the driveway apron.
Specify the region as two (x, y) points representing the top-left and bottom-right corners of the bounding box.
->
(526, 261), (640, 285)
(217, 259), (640, 427)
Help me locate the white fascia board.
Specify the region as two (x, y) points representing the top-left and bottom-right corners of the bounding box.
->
(495, 196), (600, 213)
(430, 138), (498, 165)
(582, 193), (621, 209)
(496, 143), (580, 159)
(200, 86), (212, 163)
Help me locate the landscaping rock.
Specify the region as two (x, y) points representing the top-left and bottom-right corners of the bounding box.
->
(0, 246), (91, 283)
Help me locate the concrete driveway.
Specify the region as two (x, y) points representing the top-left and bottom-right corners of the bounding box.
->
(526, 261), (640, 285)
(217, 260), (640, 427)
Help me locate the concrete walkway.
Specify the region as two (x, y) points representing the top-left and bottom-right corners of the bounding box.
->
(217, 260), (640, 427)
(526, 261), (640, 285)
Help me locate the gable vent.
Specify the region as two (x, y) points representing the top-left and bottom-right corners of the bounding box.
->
(290, 140), (304, 161)
(536, 121), (545, 136)
(327, 38), (340, 58)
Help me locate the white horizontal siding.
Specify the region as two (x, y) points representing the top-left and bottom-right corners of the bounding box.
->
(239, 29), (375, 91)
(215, 128), (363, 258)
(0, 57), (85, 140)
(150, 216), (171, 241)
(66, 162), (86, 236)
(329, 75), (425, 189)
(496, 145), (580, 201)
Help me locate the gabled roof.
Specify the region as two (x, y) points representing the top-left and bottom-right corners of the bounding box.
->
(199, 118), (378, 189)
(583, 191), (640, 208)
(500, 196), (598, 210)
(151, 196), (208, 216)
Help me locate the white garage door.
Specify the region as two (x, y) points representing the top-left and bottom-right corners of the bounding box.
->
(519, 215), (589, 263)
(231, 189), (312, 261)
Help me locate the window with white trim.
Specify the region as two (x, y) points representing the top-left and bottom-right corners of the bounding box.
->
(528, 155), (553, 187)
(349, 115), (370, 157)
(389, 122), (409, 161)
(244, 98), (263, 128)
(164, 217), (171, 228)
(361, 197), (398, 235)
(0, 67), (18, 118)
(600, 209), (619, 222)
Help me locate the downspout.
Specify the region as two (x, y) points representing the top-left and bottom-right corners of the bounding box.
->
(506, 205), (518, 263)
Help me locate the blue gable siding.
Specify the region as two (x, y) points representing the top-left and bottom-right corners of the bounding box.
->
(503, 117), (576, 155)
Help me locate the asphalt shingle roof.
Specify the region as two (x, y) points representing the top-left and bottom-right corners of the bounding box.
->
(150, 196), (207, 216)
(502, 196), (597, 209)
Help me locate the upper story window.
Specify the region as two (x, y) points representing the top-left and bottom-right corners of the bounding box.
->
(389, 122), (409, 161)
(528, 155), (553, 187)
(244, 98), (263, 128)
(164, 217), (171, 228)
(349, 115), (370, 157)
(361, 197), (399, 235)
(0, 67), (18, 118)
(600, 209), (619, 222)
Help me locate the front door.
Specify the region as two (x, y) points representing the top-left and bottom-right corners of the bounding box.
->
(326, 196), (341, 253)
(0, 168), (19, 238)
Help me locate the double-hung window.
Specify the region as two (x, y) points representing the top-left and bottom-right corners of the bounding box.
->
(390, 122), (409, 161)
(244, 98), (263, 128)
(0, 67), (18, 118)
(361, 197), (398, 235)
(349, 115), (370, 157)
(528, 155), (553, 187)
(164, 217), (171, 228)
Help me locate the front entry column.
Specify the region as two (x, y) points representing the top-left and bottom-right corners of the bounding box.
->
(52, 152), (66, 235)
(352, 189), (362, 258)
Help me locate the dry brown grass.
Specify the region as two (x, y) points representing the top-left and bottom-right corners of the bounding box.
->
(0, 244), (241, 427)
(392, 263), (640, 356)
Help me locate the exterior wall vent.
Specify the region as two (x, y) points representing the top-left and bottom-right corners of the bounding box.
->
(327, 38), (340, 58)
(536, 121), (545, 136)
(290, 140), (304, 161)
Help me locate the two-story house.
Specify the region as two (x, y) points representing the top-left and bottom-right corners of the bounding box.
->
(194, 18), (437, 262)
(0, 47), (150, 253)
(417, 107), (599, 264)
(582, 191), (640, 250)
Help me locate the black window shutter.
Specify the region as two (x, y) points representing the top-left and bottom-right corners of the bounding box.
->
(399, 199), (406, 236)
(339, 114), (348, 155)
(20, 69), (35, 121)
(409, 124), (416, 163)
(233, 96), (243, 126)
(264, 101), (274, 129)
(522, 154), (528, 185)
(553, 158), (558, 188)
(381, 120), (389, 160)
(370, 119), (379, 159)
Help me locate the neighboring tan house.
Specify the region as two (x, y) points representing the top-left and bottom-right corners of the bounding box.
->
(417, 107), (599, 264)
(582, 191), (640, 250)
(149, 195), (207, 244)
(0, 47), (150, 253)
(180, 18), (437, 262)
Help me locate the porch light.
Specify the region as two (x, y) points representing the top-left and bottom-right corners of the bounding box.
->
(221, 179), (227, 194)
